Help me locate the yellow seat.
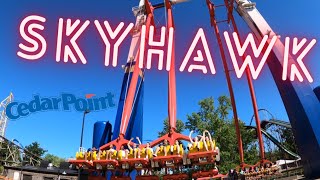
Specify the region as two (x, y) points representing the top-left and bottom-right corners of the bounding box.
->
(199, 141), (205, 152)
(157, 145), (170, 156)
(206, 140), (211, 150)
(92, 151), (97, 160)
(128, 149), (134, 159)
(156, 146), (163, 156)
(117, 150), (125, 160)
(141, 148), (153, 158)
(108, 150), (117, 160)
(189, 143), (195, 153)
(212, 140), (216, 149)
(87, 151), (92, 160)
(172, 144), (184, 155)
(140, 148), (146, 157)
(76, 152), (84, 160)
(205, 139), (216, 151)
(100, 150), (107, 160)
(146, 148), (153, 158)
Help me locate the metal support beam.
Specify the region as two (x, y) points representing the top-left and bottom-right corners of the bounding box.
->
(205, 0), (244, 166)
(165, 0), (177, 134)
(224, 0), (265, 162)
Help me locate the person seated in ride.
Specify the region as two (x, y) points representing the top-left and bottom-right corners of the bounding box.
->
(171, 140), (183, 155)
(90, 147), (99, 160)
(189, 130), (206, 152)
(136, 137), (144, 158)
(127, 137), (141, 159)
(265, 163), (271, 175)
(152, 143), (162, 157)
(248, 167), (254, 176)
(254, 166), (259, 175)
(203, 130), (216, 151)
(106, 144), (116, 160)
(142, 142), (153, 159)
(98, 149), (107, 160)
(153, 139), (170, 157)
(76, 149), (85, 160)
(85, 148), (92, 161)
(117, 145), (129, 160)
(195, 133), (208, 152)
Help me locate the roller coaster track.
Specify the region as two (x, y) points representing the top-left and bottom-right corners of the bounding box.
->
(245, 125), (300, 159)
(261, 119), (292, 129)
(0, 135), (42, 166)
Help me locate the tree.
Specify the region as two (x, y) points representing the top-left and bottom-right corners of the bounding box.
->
(43, 154), (65, 167)
(185, 96), (259, 173)
(24, 142), (47, 166)
(279, 126), (298, 154)
(158, 118), (185, 137)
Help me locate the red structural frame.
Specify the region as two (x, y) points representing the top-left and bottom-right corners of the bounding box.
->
(205, 0), (245, 166)
(205, 0), (269, 167)
(70, 1), (222, 179)
(223, 0), (266, 162)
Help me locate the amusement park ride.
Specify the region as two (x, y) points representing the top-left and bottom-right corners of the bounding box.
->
(0, 93), (13, 138)
(0, 93), (43, 167)
(68, 0), (320, 179)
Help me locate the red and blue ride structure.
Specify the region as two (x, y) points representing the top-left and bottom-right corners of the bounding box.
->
(70, 0), (320, 179)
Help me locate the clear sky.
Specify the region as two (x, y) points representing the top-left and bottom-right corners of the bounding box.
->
(0, 0), (319, 158)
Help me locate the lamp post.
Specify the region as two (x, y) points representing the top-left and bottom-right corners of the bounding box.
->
(78, 109), (90, 180)
(80, 109), (90, 148)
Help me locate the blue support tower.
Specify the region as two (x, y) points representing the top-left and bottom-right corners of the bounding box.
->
(112, 62), (144, 144)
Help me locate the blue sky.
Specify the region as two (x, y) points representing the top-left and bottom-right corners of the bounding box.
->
(0, 0), (319, 158)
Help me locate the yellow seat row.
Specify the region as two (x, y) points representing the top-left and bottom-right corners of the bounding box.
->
(75, 144), (185, 161)
(189, 140), (216, 153)
(75, 150), (117, 160)
(75, 140), (216, 161)
(156, 144), (184, 156)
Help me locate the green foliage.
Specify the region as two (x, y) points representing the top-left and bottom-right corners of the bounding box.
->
(264, 126), (298, 161)
(158, 118), (185, 137)
(0, 165), (3, 174)
(24, 142), (47, 165)
(43, 154), (65, 167)
(279, 127), (297, 154)
(185, 96), (259, 174)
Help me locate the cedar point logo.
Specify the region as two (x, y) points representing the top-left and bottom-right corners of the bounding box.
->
(5, 93), (116, 119)
(17, 15), (317, 82)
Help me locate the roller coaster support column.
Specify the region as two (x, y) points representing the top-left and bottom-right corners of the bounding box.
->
(205, 0), (244, 166)
(119, 0), (155, 140)
(224, 0), (265, 162)
(165, 0), (177, 135)
(235, 0), (320, 177)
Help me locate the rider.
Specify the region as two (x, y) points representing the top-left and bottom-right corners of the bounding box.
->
(144, 142), (153, 159)
(203, 130), (215, 151)
(189, 130), (206, 152)
(117, 145), (128, 160)
(153, 139), (170, 157)
(128, 137), (141, 158)
(106, 144), (116, 160)
(171, 140), (181, 155)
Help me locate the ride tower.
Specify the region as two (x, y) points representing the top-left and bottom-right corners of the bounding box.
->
(0, 93), (13, 138)
(204, 0), (320, 177)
